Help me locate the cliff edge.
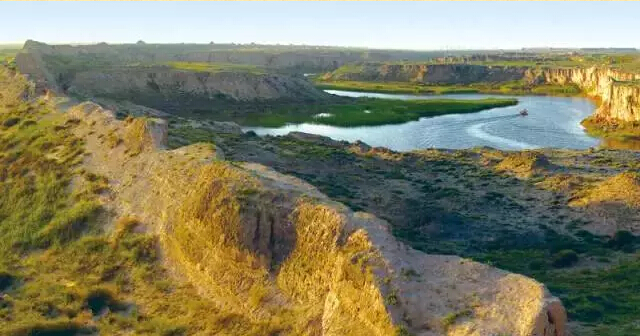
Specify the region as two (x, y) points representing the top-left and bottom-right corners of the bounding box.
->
(66, 101), (567, 336)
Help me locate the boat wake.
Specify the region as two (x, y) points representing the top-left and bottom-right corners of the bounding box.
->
(466, 116), (537, 150)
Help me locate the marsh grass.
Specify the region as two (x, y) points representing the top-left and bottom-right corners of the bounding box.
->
(315, 79), (582, 97)
(242, 97), (518, 127)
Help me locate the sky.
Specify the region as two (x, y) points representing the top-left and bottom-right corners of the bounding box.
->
(1, 1), (639, 50)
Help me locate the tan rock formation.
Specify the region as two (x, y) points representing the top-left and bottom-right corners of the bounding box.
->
(531, 67), (640, 122)
(326, 63), (528, 85)
(68, 102), (567, 336)
(67, 67), (328, 102)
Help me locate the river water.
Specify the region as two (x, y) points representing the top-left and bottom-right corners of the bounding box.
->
(245, 90), (600, 151)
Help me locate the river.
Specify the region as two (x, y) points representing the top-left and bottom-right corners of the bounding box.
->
(245, 90), (600, 151)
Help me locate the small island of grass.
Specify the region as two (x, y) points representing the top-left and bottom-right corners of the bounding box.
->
(240, 97), (518, 127)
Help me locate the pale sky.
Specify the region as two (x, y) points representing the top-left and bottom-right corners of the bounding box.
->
(1, 1), (639, 50)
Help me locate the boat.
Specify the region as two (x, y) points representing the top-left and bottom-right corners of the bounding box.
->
(519, 109), (529, 116)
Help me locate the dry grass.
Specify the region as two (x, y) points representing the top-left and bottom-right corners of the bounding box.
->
(0, 68), (274, 335)
(161, 162), (397, 335)
(495, 151), (552, 177)
(537, 173), (588, 193)
(571, 172), (640, 208)
(112, 216), (141, 244)
(277, 202), (395, 336)
(124, 117), (152, 156)
(161, 162), (279, 318)
(1, 66), (399, 335)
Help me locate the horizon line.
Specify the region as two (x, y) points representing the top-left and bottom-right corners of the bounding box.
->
(2, 40), (639, 53)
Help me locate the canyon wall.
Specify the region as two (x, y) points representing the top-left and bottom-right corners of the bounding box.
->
(69, 101), (567, 336)
(327, 62), (640, 122)
(326, 63), (528, 84)
(14, 42), (332, 105)
(17, 40), (442, 73)
(531, 67), (640, 122)
(67, 66), (329, 102)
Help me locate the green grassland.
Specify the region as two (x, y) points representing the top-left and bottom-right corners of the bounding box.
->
(237, 97), (518, 127)
(0, 67), (280, 335)
(386, 53), (640, 73)
(314, 79), (583, 97)
(0, 48), (19, 64)
(581, 116), (640, 142)
(165, 61), (266, 74)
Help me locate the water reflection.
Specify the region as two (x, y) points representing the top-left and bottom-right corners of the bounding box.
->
(246, 90), (601, 151)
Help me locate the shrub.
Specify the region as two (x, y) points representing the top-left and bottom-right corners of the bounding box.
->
(112, 216), (141, 242)
(0, 271), (14, 291)
(84, 288), (125, 316)
(4, 321), (94, 336)
(528, 259), (547, 271)
(37, 200), (102, 247)
(2, 117), (20, 128)
(552, 249), (579, 268)
(607, 230), (635, 251)
(442, 309), (472, 329)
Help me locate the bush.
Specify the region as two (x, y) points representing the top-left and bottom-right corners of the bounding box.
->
(552, 249), (579, 268)
(2, 117), (20, 128)
(5, 321), (94, 336)
(607, 230), (635, 251)
(84, 288), (125, 315)
(528, 259), (547, 271)
(37, 200), (102, 247)
(0, 271), (14, 291)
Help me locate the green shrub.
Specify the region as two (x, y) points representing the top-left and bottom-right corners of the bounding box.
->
(0, 271), (14, 291)
(4, 321), (94, 336)
(607, 230), (635, 251)
(2, 117), (20, 128)
(552, 249), (579, 268)
(528, 259), (547, 271)
(37, 200), (102, 247)
(84, 288), (122, 315)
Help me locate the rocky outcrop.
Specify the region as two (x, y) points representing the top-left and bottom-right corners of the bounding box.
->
(14, 41), (332, 105)
(70, 102), (567, 336)
(326, 63), (528, 85)
(13, 50), (59, 94)
(66, 66), (328, 102)
(18, 40), (418, 73)
(327, 62), (640, 122)
(529, 67), (640, 122)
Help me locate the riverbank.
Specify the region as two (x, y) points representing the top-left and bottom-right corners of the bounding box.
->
(582, 116), (640, 141)
(239, 97), (518, 127)
(314, 79), (582, 97)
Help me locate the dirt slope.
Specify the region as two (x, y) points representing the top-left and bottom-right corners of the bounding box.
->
(67, 101), (566, 336)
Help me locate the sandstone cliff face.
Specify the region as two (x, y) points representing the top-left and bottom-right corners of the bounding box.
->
(67, 66), (329, 102)
(69, 101), (567, 336)
(13, 50), (59, 94)
(328, 63), (527, 85)
(327, 62), (640, 122)
(530, 67), (640, 122)
(19, 40), (385, 72)
(15, 41), (331, 103)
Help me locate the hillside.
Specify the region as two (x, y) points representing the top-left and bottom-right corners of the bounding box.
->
(170, 114), (640, 336)
(0, 64), (570, 335)
(4, 42), (640, 336)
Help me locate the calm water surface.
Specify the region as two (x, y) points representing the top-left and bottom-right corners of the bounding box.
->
(245, 90), (600, 151)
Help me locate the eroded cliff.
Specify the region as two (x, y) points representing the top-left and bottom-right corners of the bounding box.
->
(13, 42), (331, 105)
(325, 62), (640, 122)
(529, 67), (640, 122)
(65, 101), (567, 336)
(324, 63), (528, 85)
